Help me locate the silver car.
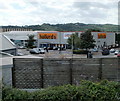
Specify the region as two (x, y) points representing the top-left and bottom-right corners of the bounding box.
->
(29, 48), (45, 54)
(114, 50), (120, 55)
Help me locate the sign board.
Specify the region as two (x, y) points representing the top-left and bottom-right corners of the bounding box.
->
(38, 33), (57, 39)
(98, 33), (106, 39)
(64, 32), (73, 39)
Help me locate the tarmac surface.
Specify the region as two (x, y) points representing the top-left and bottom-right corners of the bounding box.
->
(18, 48), (119, 59)
(1, 48), (119, 66)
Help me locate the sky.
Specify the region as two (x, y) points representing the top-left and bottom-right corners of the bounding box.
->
(0, 0), (119, 26)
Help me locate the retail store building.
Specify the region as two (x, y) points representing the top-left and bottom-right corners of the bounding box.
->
(2, 31), (115, 49)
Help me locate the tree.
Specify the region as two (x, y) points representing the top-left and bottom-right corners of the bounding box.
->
(27, 34), (36, 48)
(67, 32), (81, 49)
(115, 33), (120, 46)
(80, 29), (96, 50)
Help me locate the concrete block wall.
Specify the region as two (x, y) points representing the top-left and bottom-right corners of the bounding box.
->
(12, 58), (42, 88)
(12, 58), (120, 89)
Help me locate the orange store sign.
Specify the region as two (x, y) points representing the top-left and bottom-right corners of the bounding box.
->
(98, 33), (106, 39)
(38, 33), (57, 39)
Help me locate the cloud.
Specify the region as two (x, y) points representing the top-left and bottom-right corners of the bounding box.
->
(0, 0), (119, 25)
(74, 2), (117, 10)
(72, 2), (118, 24)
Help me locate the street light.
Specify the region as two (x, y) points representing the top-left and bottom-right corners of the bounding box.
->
(37, 33), (39, 48)
(72, 32), (75, 58)
(59, 32), (61, 54)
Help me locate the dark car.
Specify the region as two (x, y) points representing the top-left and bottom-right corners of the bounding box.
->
(53, 47), (58, 50)
(102, 49), (110, 55)
(47, 47), (53, 50)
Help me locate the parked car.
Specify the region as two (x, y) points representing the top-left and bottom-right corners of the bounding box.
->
(117, 53), (120, 57)
(47, 47), (53, 50)
(114, 50), (120, 55)
(89, 48), (98, 52)
(18, 46), (26, 49)
(17, 52), (24, 56)
(39, 48), (45, 54)
(110, 48), (115, 53)
(58, 47), (65, 51)
(29, 48), (45, 54)
(102, 49), (110, 55)
(53, 47), (58, 50)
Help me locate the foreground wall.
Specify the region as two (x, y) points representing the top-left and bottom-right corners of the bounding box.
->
(12, 58), (120, 89)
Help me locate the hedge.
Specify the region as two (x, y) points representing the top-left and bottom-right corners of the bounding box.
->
(73, 50), (88, 54)
(2, 80), (120, 101)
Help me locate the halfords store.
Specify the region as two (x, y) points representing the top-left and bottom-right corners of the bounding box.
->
(37, 31), (82, 49)
(37, 31), (115, 49)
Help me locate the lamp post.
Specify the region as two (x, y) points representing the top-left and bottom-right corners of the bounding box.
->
(37, 33), (40, 48)
(72, 33), (75, 58)
(59, 32), (61, 54)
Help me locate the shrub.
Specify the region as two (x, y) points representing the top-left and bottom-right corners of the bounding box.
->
(78, 80), (120, 101)
(32, 85), (79, 101)
(2, 80), (120, 101)
(73, 50), (88, 54)
(2, 87), (32, 101)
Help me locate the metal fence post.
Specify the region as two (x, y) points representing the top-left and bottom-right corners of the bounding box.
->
(117, 57), (120, 82)
(40, 59), (44, 88)
(12, 58), (16, 88)
(98, 58), (102, 80)
(69, 59), (73, 85)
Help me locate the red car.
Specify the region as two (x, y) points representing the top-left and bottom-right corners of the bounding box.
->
(117, 53), (120, 57)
